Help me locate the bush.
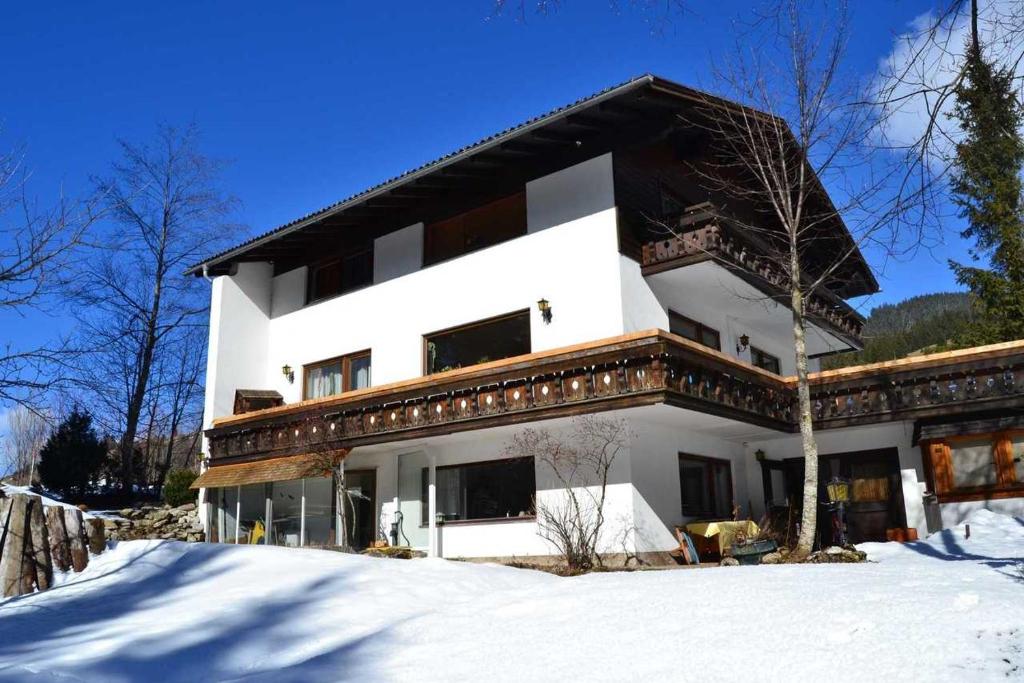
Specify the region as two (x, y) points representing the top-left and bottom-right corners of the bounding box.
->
(38, 409), (107, 500)
(162, 469), (198, 507)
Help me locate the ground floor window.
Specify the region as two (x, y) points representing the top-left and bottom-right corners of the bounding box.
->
(212, 477), (341, 547)
(924, 431), (1024, 502)
(678, 453), (733, 518)
(421, 457), (536, 523)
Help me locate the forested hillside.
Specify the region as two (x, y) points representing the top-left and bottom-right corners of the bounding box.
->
(821, 292), (975, 369)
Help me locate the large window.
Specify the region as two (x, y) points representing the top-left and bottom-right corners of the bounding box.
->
(678, 454), (733, 518)
(750, 346), (781, 374)
(421, 457), (536, 523)
(424, 311), (530, 375)
(307, 245), (373, 303)
(424, 192), (527, 266)
(925, 431), (1024, 502)
(304, 350), (372, 400)
(669, 311), (721, 351)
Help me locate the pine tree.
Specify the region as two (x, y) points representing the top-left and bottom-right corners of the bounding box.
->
(948, 35), (1024, 345)
(37, 409), (107, 499)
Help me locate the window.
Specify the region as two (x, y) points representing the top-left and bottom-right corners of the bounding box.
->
(424, 311), (530, 375)
(303, 350), (372, 400)
(950, 437), (998, 488)
(424, 192), (527, 266)
(750, 346), (781, 374)
(669, 311), (721, 350)
(421, 457), (536, 523)
(307, 245), (373, 303)
(678, 454), (733, 518)
(925, 431), (1024, 502)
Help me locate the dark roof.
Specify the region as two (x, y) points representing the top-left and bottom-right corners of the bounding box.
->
(187, 74), (657, 276)
(188, 74), (879, 297)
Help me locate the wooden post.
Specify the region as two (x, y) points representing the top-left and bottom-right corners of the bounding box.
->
(45, 505), (71, 572)
(0, 495), (30, 597)
(86, 518), (106, 555)
(63, 507), (88, 573)
(26, 496), (53, 592)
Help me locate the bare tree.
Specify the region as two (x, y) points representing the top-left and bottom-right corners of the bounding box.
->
(71, 124), (237, 492)
(505, 416), (629, 572)
(302, 441), (356, 550)
(0, 142), (99, 409)
(1, 406), (49, 485)
(675, 1), (931, 557)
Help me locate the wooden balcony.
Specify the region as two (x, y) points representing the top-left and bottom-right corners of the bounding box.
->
(640, 210), (865, 346)
(205, 334), (1024, 466)
(206, 330), (794, 464)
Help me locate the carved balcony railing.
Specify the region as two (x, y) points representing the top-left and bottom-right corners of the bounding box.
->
(205, 330), (795, 464)
(807, 341), (1024, 429)
(205, 334), (1024, 466)
(640, 215), (865, 345)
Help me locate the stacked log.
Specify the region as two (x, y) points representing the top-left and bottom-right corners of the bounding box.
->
(0, 494), (104, 598)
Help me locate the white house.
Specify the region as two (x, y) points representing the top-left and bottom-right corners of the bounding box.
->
(189, 75), (1024, 562)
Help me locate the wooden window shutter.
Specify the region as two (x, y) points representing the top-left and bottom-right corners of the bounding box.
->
(993, 433), (1016, 486)
(929, 441), (953, 494)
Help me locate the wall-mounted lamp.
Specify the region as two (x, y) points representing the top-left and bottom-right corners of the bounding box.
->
(281, 364), (294, 384)
(537, 298), (553, 324)
(736, 333), (750, 354)
(755, 449), (766, 461)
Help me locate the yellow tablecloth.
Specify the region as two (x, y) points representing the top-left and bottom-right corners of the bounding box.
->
(685, 520), (759, 555)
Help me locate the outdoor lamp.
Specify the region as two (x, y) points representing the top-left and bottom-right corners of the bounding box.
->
(435, 512), (446, 526)
(537, 298), (553, 324)
(736, 333), (750, 353)
(281, 364), (294, 384)
(826, 477), (851, 504)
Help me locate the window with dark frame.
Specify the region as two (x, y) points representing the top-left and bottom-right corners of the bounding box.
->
(750, 346), (781, 374)
(424, 310), (531, 375)
(303, 350), (372, 400)
(420, 457), (536, 523)
(423, 192), (527, 266)
(306, 245), (374, 304)
(669, 311), (721, 351)
(678, 453), (733, 519)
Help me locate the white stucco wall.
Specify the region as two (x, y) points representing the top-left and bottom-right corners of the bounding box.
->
(202, 262), (274, 431)
(254, 154), (623, 403)
(526, 153), (615, 233)
(373, 222), (424, 284)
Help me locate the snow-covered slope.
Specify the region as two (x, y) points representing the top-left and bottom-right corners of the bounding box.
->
(1, 484), (121, 520)
(0, 510), (1021, 682)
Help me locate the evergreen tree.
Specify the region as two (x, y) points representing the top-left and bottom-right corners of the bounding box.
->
(37, 409), (107, 499)
(948, 38), (1024, 345)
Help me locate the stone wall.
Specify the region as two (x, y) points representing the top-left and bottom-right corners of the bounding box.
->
(105, 503), (205, 542)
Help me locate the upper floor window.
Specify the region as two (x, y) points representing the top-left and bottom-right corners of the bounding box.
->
(303, 350), (372, 400)
(750, 346), (781, 374)
(423, 192), (527, 266)
(307, 245), (373, 304)
(669, 311), (721, 351)
(424, 310), (530, 375)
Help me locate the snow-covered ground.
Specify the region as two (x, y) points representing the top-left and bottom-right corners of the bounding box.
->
(1, 483), (121, 520)
(0, 510), (1021, 682)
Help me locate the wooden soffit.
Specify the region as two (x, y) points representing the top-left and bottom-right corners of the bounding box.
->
(190, 451), (346, 490)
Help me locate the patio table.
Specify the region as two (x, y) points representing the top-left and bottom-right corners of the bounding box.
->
(684, 520), (759, 556)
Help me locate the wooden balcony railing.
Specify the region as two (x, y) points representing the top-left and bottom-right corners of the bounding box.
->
(641, 219), (865, 344)
(204, 334), (1024, 465)
(205, 330), (794, 464)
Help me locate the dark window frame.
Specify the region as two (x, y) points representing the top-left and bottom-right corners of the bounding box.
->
(423, 191), (527, 267)
(678, 452), (734, 519)
(420, 456), (537, 525)
(750, 346), (781, 374)
(668, 310), (721, 351)
(422, 309), (531, 375)
(302, 349), (372, 400)
(305, 244), (374, 305)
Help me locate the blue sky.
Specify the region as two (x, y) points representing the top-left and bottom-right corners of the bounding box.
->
(1, 1), (969, 353)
